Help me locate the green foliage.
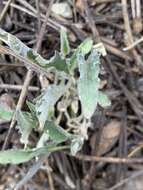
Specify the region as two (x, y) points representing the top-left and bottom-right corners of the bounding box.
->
(35, 84), (68, 129)
(69, 38), (93, 71)
(0, 28), (69, 73)
(60, 28), (70, 57)
(0, 106), (13, 121)
(16, 110), (37, 144)
(44, 121), (72, 143)
(0, 27), (110, 164)
(77, 50), (100, 119)
(0, 145), (68, 164)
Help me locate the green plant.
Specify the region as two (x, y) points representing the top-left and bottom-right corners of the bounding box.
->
(0, 27), (110, 164)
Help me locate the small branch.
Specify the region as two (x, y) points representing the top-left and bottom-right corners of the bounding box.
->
(82, 0), (101, 43)
(136, 0), (141, 18)
(107, 169), (143, 190)
(0, 84), (39, 91)
(75, 154), (143, 164)
(123, 36), (143, 51)
(0, 0), (13, 23)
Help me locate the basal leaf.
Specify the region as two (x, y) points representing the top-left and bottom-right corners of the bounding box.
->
(77, 50), (101, 119)
(16, 110), (37, 144)
(0, 106), (13, 121)
(0, 149), (38, 164)
(35, 84), (68, 129)
(44, 120), (72, 143)
(0, 145), (68, 164)
(60, 28), (70, 57)
(0, 28), (69, 73)
(98, 91), (111, 108)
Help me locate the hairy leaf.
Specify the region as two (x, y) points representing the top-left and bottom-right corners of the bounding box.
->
(60, 28), (70, 57)
(16, 110), (37, 144)
(0, 28), (69, 73)
(44, 120), (72, 143)
(26, 100), (37, 118)
(77, 50), (101, 119)
(0, 145), (68, 164)
(78, 38), (93, 55)
(69, 38), (93, 70)
(35, 84), (68, 129)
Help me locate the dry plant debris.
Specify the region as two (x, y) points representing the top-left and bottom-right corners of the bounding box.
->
(0, 0), (143, 189)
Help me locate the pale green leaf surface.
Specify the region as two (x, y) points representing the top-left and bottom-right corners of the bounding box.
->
(60, 28), (70, 57)
(0, 149), (38, 164)
(78, 38), (93, 55)
(0, 106), (13, 121)
(77, 50), (101, 119)
(16, 110), (37, 144)
(0, 145), (68, 164)
(98, 91), (111, 108)
(0, 28), (69, 73)
(70, 38), (93, 70)
(44, 121), (72, 143)
(35, 84), (68, 128)
(26, 101), (36, 116)
(36, 132), (49, 148)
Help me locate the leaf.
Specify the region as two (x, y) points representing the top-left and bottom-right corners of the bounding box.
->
(44, 120), (72, 143)
(16, 110), (37, 144)
(0, 93), (15, 123)
(77, 50), (101, 119)
(35, 84), (68, 129)
(60, 28), (70, 57)
(26, 101), (36, 116)
(0, 145), (68, 164)
(27, 50), (69, 73)
(70, 137), (84, 156)
(51, 2), (72, 18)
(0, 149), (38, 164)
(0, 106), (13, 121)
(36, 132), (49, 148)
(0, 28), (69, 73)
(98, 91), (111, 108)
(78, 38), (93, 55)
(69, 38), (93, 70)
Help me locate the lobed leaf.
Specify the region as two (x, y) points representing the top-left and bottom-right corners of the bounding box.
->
(69, 38), (93, 70)
(0, 28), (69, 73)
(77, 50), (101, 119)
(35, 84), (68, 129)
